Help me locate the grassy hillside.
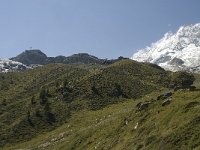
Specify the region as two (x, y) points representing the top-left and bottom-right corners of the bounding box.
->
(0, 59), (196, 149)
(4, 88), (200, 150)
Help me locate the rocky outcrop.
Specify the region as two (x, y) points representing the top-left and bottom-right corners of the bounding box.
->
(162, 98), (172, 106)
(157, 92), (173, 100)
(136, 101), (152, 111)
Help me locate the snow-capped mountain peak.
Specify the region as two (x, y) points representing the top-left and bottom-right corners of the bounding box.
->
(131, 23), (200, 72)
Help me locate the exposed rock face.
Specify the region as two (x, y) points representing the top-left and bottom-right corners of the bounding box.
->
(132, 23), (200, 72)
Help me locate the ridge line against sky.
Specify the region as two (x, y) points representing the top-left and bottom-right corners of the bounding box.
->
(0, 0), (200, 59)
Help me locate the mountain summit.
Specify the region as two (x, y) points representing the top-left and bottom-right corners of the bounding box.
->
(11, 49), (48, 65)
(132, 23), (200, 72)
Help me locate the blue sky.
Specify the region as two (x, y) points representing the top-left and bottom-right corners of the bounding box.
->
(0, 0), (200, 59)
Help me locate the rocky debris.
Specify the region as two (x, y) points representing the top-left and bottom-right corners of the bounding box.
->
(37, 131), (72, 149)
(173, 86), (182, 91)
(136, 102), (142, 109)
(124, 117), (131, 125)
(157, 92), (173, 100)
(124, 119), (129, 125)
(136, 101), (151, 111)
(134, 122), (139, 129)
(162, 98), (172, 106)
(135, 91), (174, 110)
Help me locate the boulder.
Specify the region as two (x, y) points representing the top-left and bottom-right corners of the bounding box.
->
(136, 102), (142, 109)
(189, 86), (196, 91)
(157, 92), (173, 100)
(162, 98), (172, 106)
(136, 101), (151, 111)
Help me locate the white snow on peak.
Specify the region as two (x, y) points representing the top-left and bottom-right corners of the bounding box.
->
(131, 23), (200, 72)
(0, 58), (29, 73)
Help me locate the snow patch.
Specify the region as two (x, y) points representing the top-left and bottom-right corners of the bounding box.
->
(0, 58), (30, 73)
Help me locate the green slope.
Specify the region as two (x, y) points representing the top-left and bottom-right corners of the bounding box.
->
(4, 88), (200, 150)
(0, 59), (196, 149)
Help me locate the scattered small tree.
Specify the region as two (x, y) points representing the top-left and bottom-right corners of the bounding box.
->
(62, 79), (68, 88)
(39, 87), (48, 104)
(91, 85), (99, 95)
(112, 83), (124, 97)
(27, 110), (34, 126)
(31, 96), (36, 105)
(27, 110), (31, 121)
(44, 102), (55, 124)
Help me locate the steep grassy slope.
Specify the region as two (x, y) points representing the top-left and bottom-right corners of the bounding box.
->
(4, 88), (200, 150)
(0, 59), (195, 149)
(0, 64), (91, 146)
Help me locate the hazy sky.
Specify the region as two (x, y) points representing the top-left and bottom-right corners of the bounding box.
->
(0, 0), (200, 59)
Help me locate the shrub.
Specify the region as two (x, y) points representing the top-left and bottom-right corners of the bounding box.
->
(170, 72), (195, 89)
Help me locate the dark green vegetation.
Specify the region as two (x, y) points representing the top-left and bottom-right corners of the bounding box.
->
(11, 50), (124, 65)
(0, 59), (198, 150)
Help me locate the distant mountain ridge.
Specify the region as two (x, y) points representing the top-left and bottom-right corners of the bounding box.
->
(132, 23), (200, 72)
(11, 49), (127, 66)
(0, 50), (127, 72)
